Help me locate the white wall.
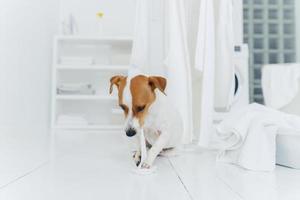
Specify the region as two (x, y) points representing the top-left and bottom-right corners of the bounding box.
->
(0, 0), (59, 187)
(60, 0), (136, 37)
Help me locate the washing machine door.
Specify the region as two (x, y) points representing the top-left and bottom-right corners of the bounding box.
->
(232, 67), (242, 106)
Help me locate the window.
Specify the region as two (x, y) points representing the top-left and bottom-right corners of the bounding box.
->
(284, 9), (294, 20)
(254, 9), (263, 19)
(284, 53), (295, 63)
(254, 53), (263, 64)
(269, 38), (278, 49)
(254, 87), (263, 95)
(243, 1), (297, 103)
(269, 24), (278, 34)
(254, 0), (263, 4)
(243, 23), (249, 34)
(284, 24), (294, 34)
(254, 38), (264, 49)
(254, 68), (262, 79)
(283, 0), (294, 4)
(284, 38), (294, 49)
(254, 23), (263, 34)
(243, 9), (249, 19)
(255, 97), (264, 104)
(269, 53), (278, 64)
(268, 9), (278, 19)
(269, 0), (277, 4)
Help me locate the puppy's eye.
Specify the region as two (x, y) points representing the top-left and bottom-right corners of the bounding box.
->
(119, 104), (127, 111)
(136, 105), (146, 112)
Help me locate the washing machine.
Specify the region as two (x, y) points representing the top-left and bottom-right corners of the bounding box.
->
(214, 44), (249, 122)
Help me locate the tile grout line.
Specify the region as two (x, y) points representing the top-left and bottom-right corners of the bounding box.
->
(216, 176), (244, 200)
(167, 158), (195, 200)
(0, 161), (49, 190)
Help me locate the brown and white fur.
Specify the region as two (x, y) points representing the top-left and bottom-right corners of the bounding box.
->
(109, 75), (183, 169)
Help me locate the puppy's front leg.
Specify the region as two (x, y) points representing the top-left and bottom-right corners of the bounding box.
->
(132, 135), (141, 166)
(141, 133), (169, 168)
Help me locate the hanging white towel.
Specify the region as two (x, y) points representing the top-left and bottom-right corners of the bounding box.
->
(164, 0), (193, 144)
(194, 0), (214, 71)
(215, 103), (300, 171)
(194, 0), (215, 146)
(262, 63), (300, 109)
(214, 0), (235, 111)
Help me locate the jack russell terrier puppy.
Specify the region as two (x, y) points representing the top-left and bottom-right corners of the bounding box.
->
(109, 75), (183, 169)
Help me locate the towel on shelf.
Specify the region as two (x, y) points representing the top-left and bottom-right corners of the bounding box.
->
(262, 63), (300, 109)
(215, 103), (300, 171)
(57, 83), (95, 95)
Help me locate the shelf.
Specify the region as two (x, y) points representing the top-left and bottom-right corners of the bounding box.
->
(55, 36), (133, 46)
(56, 95), (117, 100)
(56, 35), (133, 41)
(53, 124), (123, 130)
(56, 65), (129, 71)
(52, 35), (131, 131)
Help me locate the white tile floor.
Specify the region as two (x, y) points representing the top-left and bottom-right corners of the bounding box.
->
(1, 131), (300, 200)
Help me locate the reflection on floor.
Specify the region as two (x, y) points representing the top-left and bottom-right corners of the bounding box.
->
(0, 131), (300, 200)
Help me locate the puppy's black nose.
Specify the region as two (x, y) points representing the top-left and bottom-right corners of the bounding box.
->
(126, 128), (136, 137)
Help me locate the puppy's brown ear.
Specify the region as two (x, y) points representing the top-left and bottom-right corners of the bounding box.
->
(109, 75), (125, 94)
(148, 76), (167, 95)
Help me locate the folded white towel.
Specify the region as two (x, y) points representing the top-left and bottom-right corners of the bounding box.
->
(57, 83), (95, 95)
(215, 103), (300, 171)
(262, 63), (300, 109)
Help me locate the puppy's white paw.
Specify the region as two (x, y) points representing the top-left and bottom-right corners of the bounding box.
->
(141, 162), (151, 169)
(133, 151), (141, 166)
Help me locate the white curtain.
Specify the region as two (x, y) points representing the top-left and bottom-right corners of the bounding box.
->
(193, 0), (235, 147)
(214, 0), (235, 111)
(130, 0), (193, 144)
(130, 0), (235, 146)
(130, 0), (150, 76)
(164, 0), (193, 144)
(194, 0), (216, 146)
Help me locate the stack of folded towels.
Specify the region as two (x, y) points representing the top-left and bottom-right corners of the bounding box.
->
(57, 83), (95, 95)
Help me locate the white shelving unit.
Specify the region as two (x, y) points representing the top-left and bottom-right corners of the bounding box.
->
(51, 36), (132, 130)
